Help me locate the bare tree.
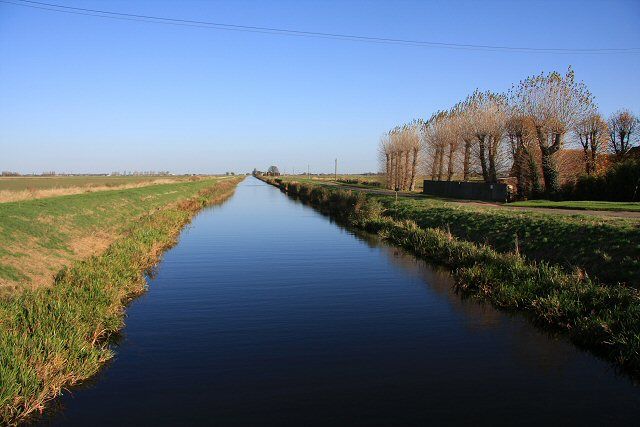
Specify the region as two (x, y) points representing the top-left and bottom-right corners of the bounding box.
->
(378, 133), (393, 188)
(509, 67), (595, 194)
(450, 103), (475, 181)
(506, 114), (542, 198)
(608, 109), (639, 159)
(574, 112), (608, 174)
(466, 90), (507, 183)
(423, 112), (449, 181)
(406, 121), (422, 190)
(379, 124), (421, 191)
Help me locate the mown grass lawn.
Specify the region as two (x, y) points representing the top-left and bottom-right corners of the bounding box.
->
(509, 199), (640, 212)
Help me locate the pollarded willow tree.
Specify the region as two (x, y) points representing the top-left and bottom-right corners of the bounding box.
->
(378, 123), (421, 190)
(574, 112), (608, 175)
(423, 111), (451, 181)
(465, 90), (508, 183)
(450, 102), (475, 181)
(506, 113), (542, 197)
(509, 66), (595, 194)
(608, 109), (639, 159)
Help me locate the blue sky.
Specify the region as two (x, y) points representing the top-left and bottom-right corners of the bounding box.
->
(1, 0), (639, 174)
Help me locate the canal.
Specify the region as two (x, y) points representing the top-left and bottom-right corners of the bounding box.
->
(44, 177), (639, 425)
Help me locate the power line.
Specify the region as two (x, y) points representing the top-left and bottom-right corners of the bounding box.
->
(2, 0), (639, 54)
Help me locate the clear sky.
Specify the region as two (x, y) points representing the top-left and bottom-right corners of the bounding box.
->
(1, 0), (639, 174)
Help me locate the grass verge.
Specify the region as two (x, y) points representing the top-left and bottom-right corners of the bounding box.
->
(261, 176), (640, 379)
(508, 199), (640, 212)
(0, 177), (241, 425)
(273, 176), (639, 286)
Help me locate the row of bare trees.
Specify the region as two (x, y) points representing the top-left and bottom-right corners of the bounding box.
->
(378, 67), (639, 197)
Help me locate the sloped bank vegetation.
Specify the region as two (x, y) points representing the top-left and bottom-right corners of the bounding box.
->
(260, 176), (640, 380)
(0, 177), (242, 425)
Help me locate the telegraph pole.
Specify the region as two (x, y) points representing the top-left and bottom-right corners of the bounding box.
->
(334, 158), (337, 181)
(307, 164), (310, 180)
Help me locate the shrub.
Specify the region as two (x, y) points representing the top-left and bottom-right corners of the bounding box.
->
(562, 159), (640, 201)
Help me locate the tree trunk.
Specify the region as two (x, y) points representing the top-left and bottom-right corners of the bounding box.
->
(478, 137), (490, 183)
(447, 143), (455, 181)
(403, 149), (410, 190)
(394, 152), (401, 190)
(540, 146), (560, 195)
(537, 129), (561, 195)
(487, 138), (497, 183)
(525, 147), (543, 196)
(513, 145), (528, 199)
(409, 147), (418, 191)
(463, 139), (471, 181)
(583, 147), (591, 174)
(430, 149), (438, 181)
(437, 146), (445, 181)
(385, 153), (391, 189)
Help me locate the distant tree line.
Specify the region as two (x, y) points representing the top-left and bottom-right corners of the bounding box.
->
(379, 66), (639, 200)
(110, 171), (172, 176)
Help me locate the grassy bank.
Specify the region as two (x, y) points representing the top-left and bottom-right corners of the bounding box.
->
(261, 176), (640, 378)
(0, 177), (241, 424)
(0, 178), (236, 291)
(382, 198), (639, 286)
(273, 176), (639, 287)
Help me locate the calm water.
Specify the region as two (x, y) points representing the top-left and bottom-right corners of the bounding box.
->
(42, 177), (638, 425)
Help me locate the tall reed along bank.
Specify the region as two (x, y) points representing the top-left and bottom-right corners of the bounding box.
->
(259, 176), (640, 379)
(0, 177), (242, 425)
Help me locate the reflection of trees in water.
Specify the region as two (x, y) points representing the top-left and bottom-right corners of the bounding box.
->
(352, 230), (580, 377)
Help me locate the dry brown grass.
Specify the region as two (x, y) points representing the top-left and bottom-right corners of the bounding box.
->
(0, 178), (231, 294)
(0, 178), (184, 203)
(0, 232), (114, 291)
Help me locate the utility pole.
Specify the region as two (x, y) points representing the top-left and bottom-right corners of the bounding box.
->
(307, 164), (310, 180)
(334, 158), (337, 181)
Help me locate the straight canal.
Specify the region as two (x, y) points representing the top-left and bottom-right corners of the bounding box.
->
(43, 177), (639, 425)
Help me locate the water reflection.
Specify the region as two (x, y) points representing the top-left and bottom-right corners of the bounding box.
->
(39, 177), (639, 426)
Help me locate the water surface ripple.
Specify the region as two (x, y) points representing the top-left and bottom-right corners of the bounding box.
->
(44, 177), (639, 426)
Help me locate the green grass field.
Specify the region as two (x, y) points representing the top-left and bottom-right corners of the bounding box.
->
(0, 175), (189, 191)
(509, 199), (640, 212)
(0, 177), (233, 291)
